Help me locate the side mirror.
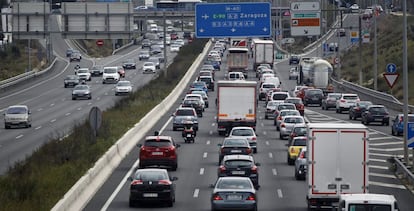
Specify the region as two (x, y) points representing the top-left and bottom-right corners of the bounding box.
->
(170, 176), (178, 181)
(127, 176), (133, 181)
(255, 162), (261, 166)
(209, 184), (215, 188)
(217, 143), (222, 147)
(175, 143), (181, 148)
(137, 144), (142, 148)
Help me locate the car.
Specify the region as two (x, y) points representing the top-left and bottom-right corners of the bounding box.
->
(328, 42), (338, 51)
(170, 44), (180, 52)
(273, 103), (297, 122)
(172, 107), (198, 131)
(270, 91), (290, 103)
(289, 55), (300, 65)
(289, 67), (299, 80)
(275, 109), (301, 130)
(115, 80), (132, 95)
(288, 124), (307, 142)
(76, 68), (91, 81)
(183, 31), (192, 39)
(337, 28), (346, 37)
(201, 64), (215, 72)
(64, 75), (80, 88)
(259, 82), (276, 101)
(66, 48), (74, 57)
(198, 70), (214, 81)
(210, 177), (258, 211)
(279, 116), (305, 140)
(141, 39), (151, 49)
(227, 72), (245, 81)
(142, 62), (156, 74)
(102, 66), (120, 84)
(148, 57), (161, 69)
(72, 84), (92, 100)
(361, 105), (390, 125)
(218, 138), (252, 165)
(184, 93), (206, 110)
(391, 114), (414, 136)
(198, 75), (214, 91)
(170, 33), (178, 40)
(336, 93), (360, 113)
(138, 50), (150, 60)
(128, 168), (177, 207)
(259, 72), (275, 84)
(321, 93), (342, 110)
(228, 126), (258, 153)
(362, 9), (373, 19)
(4, 105), (32, 129)
(122, 59), (136, 69)
(181, 99), (203, 117)
(150, 46), (162, 55)
(166, 25), (174, 33)
(287, 136), (307, 165)
(294, 147), (307, 180)
(349, 4), (360, 13)
(69, 52), (82, 62)
(303, 88), (324, 106)
(137, 135), (180, 171)
(264, 100), (281, 120)
(348, 101), (373, 120)
(284, 97), (305, 116)
(190, 81), (208, 94)
(218, 155), (260, 189)
(90, 65), (104, 76)
(174, 39), (185, 47)
(292, 85), (308, 97)
(204, 60), (221, 71)
(189, 90), (209, 108)
(117, 66), (126, 78)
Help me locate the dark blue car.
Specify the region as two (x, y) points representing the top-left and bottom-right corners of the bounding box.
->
(391, 114), (414, 136)
(203, 60), (221, 71)
(190, 81), (208, 94)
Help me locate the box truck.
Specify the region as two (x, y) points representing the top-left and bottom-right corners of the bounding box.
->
(306, 123), (369, 209)
(227, 47), (249, 78)
(251, 39), (274, 71)
(216, 80), (257, 136)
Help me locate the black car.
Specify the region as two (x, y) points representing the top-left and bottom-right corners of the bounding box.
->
(289, 55), (300, 65)
(64, 75), (80, 88)
(198, 76), (214, 91)
(303, 88), (324, 106)
(218, 154), (260, 189)
(122, 59), (136, 69)
(349, 101), (373, 120)
(128, 168), (177, 207)
(141, 39), (151, 49)
(361, 105), (390, 125)
(218, 138), (252, 165)
(181, 99), (203, 117)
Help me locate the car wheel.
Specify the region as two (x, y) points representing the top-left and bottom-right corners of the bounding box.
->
(295, 171), (300, 180)
(167, 199), (173, 207)
(287, 156), (294, 165)
(64, 84), (67, 88)
(173, 127), (177, 131)
(218, 131), (225, 136)
(386, 122), (389, 126)
(265, 115), (268, 120)
(338, 108), (342, 114)
(276, 126), (280, 131)
(253, 148), (257, 153)
(392, 128), (395, 136)
(279, 133), (283, 140)
(349, 114), (352, 120)
(129, 199), (135, 207)
(5, 124), (10, 129)
(336, 108), (339, 113)
(72, 97), (76, 100)
(171, 164), (177, 171)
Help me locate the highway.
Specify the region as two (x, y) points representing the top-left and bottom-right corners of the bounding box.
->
(84, 16), (414, 210)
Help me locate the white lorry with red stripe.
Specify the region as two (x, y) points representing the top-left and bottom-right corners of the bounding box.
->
(306, 123), (369, 209)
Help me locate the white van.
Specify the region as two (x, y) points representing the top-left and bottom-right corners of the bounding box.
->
(338, 193), (399, 211)
(264, 76), (281, 88)
(150, 24), (158, 33)
(227, 72), (245, 81)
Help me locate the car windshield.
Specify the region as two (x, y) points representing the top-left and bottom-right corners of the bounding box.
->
(225, 160), (252, 167)
(223, 139), (247, 146)
(273, 93), (288, 100)
(285, 99), (301, 104)
(294, 127), (307, 134)
(144, 63), (154, 67)
(104, 68), (117, 73)
(285, 117), (304, 124)
(278, 105), (296, 110)
(267, 101), (279, 107)
(329, 94), (342, 99)
(66, 75), (78, 80)
(307, 90), (323, 95)
(124, 59), (134, 63)
(133, 170), (168, 181)
(117, 81), (131, 87)
(176, 109), (194, 116)
(281, 110), (299, 116)
(293, 138), (307, 146)
(370, 107), (387, 113)
(344, 95), (358, 100)
(359, 102), (373, 107)
(192, 91), (206, 97)
(7, 107), (27, 114)
(231, 129), (254, 136)
(144, 139), (172, 147)
(217, 179), (252, 189)
(77, 69), (88, 73)
(75, 86), (88, 90)
(262, 84), (276, 89)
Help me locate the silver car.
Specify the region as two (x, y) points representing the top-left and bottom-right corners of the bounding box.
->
(172, 107), (198, 131)
(4, 105), (32, 129)
(115, 80), (132, 95)
(265, 100), (281, 120)
(275, 109), (301, 130)
(210, 177), (258, 211)
(228, 126), (258, 153)
(294, 147), (307, 180)
(72, 84), (92, 100)
(279, 116), (305, 140)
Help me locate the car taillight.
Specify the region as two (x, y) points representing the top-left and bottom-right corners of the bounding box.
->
(290, 133), (296, 138)
(246, 194), (256, 201)
(251, 137), (257, 141)
(246, 148), (252, 154)
(131, 180), (143, 185)
(251, 166), (258, 174)
(355, 107), (360, 111)
(277, 116), (282, 120)
(221, 148), (225, 153)
(213, 194), (223, 200)
(281, 123), (285, 128)
(158, 180), (172, 185)
(399, 116), (403, 123)
(299, 152), (305, 159)
(219, 166), (226, 173)
(340, 99), (346, 102)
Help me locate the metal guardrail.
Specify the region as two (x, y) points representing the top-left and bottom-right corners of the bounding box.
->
(390, 157), (414, 192)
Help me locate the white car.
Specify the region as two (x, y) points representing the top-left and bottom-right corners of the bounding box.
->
(4, 105), (32, 129)
(275, 109), (301, 130)
(174, 39), (185, 47)
(142, 62), (156, 74)
(336, 93), (360, 113)
(170, 44), (181, 52)
(350, 4), (359, 13)
(279, 116), (305, 140)
(76, 68), (91, 81)
(102, 66), (120, 84)
(228, 126), (258, 153)
(115, 80), (132, 95)
(184, 94), (206, 110)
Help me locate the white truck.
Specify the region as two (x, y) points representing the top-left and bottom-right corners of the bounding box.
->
(306, 123), (369, 209)
(251, 39), (274, 71)
(299, 58), (334, 94)
(216, 80), (257, 136)
(227, 47), (249, 78)
(338, 193), (399, 211)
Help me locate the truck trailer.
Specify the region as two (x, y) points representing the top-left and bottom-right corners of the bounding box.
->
(227, 47), (249, 78)
(251, 39), (274, 71)
(306, 123), (369, 209)
(216, 80), (257, 136)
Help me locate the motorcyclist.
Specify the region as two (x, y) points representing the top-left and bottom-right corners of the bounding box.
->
(182, 121), (196, 138)
(74, 64), (80, 71)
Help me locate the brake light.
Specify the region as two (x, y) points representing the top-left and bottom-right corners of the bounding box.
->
(246, 148), (252, 154)
(299, 151), (305, 159)
(251, 166), (258, 174)
(131, 180), (143, 185)
(158, 180), (172, 185)
(213, 194), (223, 200)
(340, 99), (346, 102)
(221, 148), (225, 154)
(219, 165), (226, 173)
(251, 137), (257, 141)
(246, 194), (256, 201)
(355, 107), (360, 111)
(281, 123), (285, 128)
(277, 116), (282, 120)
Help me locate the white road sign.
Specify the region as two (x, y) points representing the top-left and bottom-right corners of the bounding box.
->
(290, 1), (320, 11)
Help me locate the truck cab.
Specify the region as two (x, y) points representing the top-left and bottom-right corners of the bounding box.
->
(338, 193), (399, 211)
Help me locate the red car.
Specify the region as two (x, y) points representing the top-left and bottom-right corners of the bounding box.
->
(170, 33), (178, 40)
(138, 136), (180, 171)
(284, 97), (305, 116)
(117, 66), (126, 78)
(296, 87), (312, 101)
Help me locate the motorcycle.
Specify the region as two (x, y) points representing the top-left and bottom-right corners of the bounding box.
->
(184, 132), (195, 143)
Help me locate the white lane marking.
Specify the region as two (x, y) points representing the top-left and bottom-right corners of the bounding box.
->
(369, 181), (406, 189)
(370, 141), (403, 146)
(369, 152), (398, 157)
(206, 140), (210, 145)
(35, 126), (42, 130)
(266, 141), (269, 145)
(262, 131), (267, 136)
(261, 122), (264, 127)
(158, 117), (172, 132)
(16, 135), (23, 139)
(96, 97), (101, 101)
(203, 152), (208, 158)
(268, 152), (273, 158)
(369, 158), (386, 163)
(369, 136), (399, 141)
(370, 172), (396, 179)
(37, 108), (43, 111)
(272, 168), (277, 176)
(193, 189), (200, 198)
(209, 130), (213, 135)
(277, 189), (283, 198)
(50, 103), (55, 107)
(88, 102), (92, 105)
(65, 112), (71, 116)
(370, 147), (403, 152)
(50, 119), (56, 123)
(368, 165), (388, 170)
(77, 107), (82, 110)
(200, 168), (204, 175)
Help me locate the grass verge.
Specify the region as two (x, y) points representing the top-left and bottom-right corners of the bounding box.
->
(0, 38), (208, 211)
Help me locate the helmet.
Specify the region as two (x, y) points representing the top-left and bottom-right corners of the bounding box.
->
(183, 120), (194, 128)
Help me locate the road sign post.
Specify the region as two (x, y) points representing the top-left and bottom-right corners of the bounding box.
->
(195, 3), (271, 38)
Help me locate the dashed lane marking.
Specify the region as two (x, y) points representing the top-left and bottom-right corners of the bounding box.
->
(370, 172), (396, 179)
(277, 189), (283, 198)
(369, 181), (406, 189)
(200, 168), (204, 175)
(272, 168), (277, 176)
(193, 189), (200, 198)
(369, 165), (389, 170)
(269, 152), (273, 158)
(16, 135), (23, 139)
(369, 136), (398, 141)
(203, 152), (208, 158)
(206, 140), (210, 145)
(370, 141), (403, 146)
(370, 147), (404, 152)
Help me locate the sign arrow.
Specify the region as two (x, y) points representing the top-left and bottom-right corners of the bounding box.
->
(383, 73), (399, 88)
(304, 29), (308, 34)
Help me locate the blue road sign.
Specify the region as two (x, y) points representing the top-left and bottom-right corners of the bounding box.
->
(386, 63), (397, 73)
(195, 3), (271, 38)
(408, 122), (414, 148)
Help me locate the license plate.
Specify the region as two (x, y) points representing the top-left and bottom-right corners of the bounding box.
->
(152, 152), (163, 155)
(231, 150), (242, 153)
(187, 134), (192, 137)
(375, 118), (383, 121)
(227, 195), (242, 200)
(231, 171), (245, 175)
(143, 193), (158, 198)
(312, 97), (318, 100)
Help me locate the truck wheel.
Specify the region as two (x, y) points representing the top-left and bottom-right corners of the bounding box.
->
(218, 131), (225, 136)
